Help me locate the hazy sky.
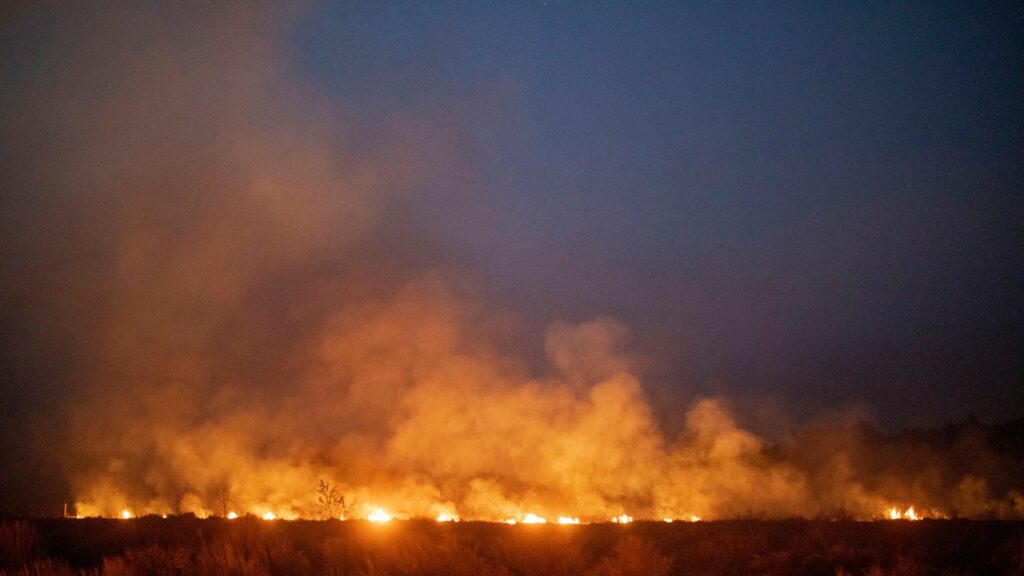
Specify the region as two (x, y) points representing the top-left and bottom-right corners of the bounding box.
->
(1, 1), (1022, 513)
(290, 1), (1023, 426)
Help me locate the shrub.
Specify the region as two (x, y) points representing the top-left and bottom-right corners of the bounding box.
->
(587, 537), (672, 576)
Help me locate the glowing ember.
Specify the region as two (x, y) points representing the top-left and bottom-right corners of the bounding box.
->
(120, 509), (132, 519)
(557, 516), (580, 524)
(262, 512), (276, 520)
(610, 514), (633, 523)
(367, 509), (393, 522)
(436, 512), (459, 522)
(521, 513), (547, 524)
(227, 511), (238, 519)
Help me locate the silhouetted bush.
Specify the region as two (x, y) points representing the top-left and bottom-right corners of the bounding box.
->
(587, 536), (672, 576)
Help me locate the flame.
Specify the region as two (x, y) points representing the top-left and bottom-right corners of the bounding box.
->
(886, 506), (923, 521)
(610, 514), (633, 523)
(503, 519), (517, 525)
(120, 509), (132, 519)
(367, 509), (393, 522)
(261, 511), (276, 520)
(689, 514), (702, 522)
(557, 516), (580, 524)
(521, 513), (547, 524)
(227, 511), (238, 519)
(663, 517), (673, 523)
(436, 512), (459, 522)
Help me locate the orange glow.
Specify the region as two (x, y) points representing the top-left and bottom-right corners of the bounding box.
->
(557, 516), (580, 524)
(436, 512), (459, 522)
(367, 509), (393, 522)
(610, 514), (633, 523)
(521, 513), (547, 524)
(886, 506), (922, 520)
(689, 514), (702, 522)
(261, 511), (276, 520)
(503, 519), (517, 525)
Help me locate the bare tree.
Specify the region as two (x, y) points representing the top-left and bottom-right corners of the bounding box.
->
(212, 481), (232, 518)
(317, 479), (349, 520)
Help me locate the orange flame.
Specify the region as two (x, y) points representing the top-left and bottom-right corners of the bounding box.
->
(886, 506), (922, 520)
(367, 509), (393, 522)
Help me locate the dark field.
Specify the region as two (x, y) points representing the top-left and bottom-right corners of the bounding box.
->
(2, 518), (1024, 576)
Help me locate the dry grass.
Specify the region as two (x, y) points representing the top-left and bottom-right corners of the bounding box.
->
(1, 518), (1021, 575)
(587, 536), (672, 576)
(0, 522), (39, 569)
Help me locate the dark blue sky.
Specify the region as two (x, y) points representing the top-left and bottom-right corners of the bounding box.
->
(293, 1), (1023, 427)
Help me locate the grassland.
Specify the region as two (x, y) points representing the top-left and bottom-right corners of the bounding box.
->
(1, 517), (1022, 575)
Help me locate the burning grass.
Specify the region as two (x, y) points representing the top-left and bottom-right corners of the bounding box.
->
(2, 517), (1022, 576)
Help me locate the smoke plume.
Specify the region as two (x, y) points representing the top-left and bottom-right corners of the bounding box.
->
(1, 3), (1021, 521)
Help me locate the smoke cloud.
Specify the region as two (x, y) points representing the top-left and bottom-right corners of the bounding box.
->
(1, 3), (1021, 520)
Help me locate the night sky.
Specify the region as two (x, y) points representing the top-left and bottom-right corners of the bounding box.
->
(1, 1), (1023, 513)
(291, 1), (1024, 425)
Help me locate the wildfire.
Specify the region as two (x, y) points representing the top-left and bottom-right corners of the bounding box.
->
(367, 509), (393, 522)
(67, 503), (948, 523)
(886, 506), (922, 521)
